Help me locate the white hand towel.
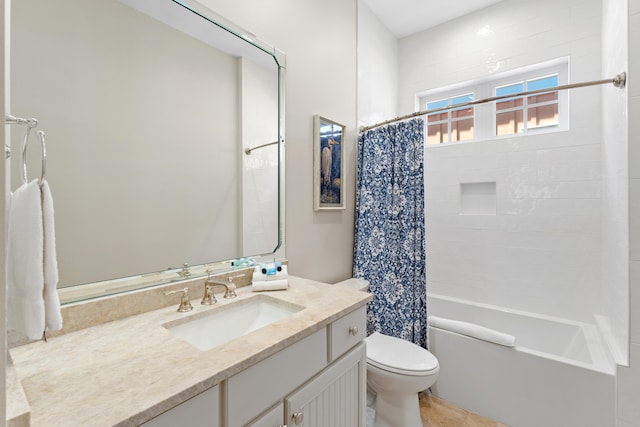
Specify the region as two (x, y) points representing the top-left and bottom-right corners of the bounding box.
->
(42, 180), (62, 331)
(253, 265), (288, 282)
(428, 316), (516, 347)
(251, 279), (289, 292)
(7, 180), (46, 340)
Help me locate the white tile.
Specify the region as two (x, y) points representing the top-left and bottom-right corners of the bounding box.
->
(526, 198), (601, 217)
(571, 95), (603, 124)
(536, 23), (597, 48)
(399, 0), (610, 324)
(567, 127), (603, 146)
(569, 52), (604, 82)
(536, 144), (601, 164)
(553, 180), (602, 198)
(532, 7), (572, 34)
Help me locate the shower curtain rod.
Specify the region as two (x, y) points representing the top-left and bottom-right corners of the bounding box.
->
(359, 72), (627, 133)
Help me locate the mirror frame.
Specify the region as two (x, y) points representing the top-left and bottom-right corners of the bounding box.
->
(45, 0), (286, 304)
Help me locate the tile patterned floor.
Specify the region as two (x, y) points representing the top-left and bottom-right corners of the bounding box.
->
(419, 393), (509, 427)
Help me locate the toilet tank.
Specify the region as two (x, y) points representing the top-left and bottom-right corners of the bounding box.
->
(334, 278), (369, 292)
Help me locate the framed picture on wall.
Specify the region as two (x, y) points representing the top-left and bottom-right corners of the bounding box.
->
(313, 115), (346, 211)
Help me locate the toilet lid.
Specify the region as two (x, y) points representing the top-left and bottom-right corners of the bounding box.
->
(364, 332), (438, 376)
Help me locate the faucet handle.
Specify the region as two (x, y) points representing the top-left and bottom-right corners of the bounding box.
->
(178, 262), (191, 278)
(164, 287), (193, 312)
(223, 286), (237, 299)
(201, 281), (217, 305)
(225, 274), (245, 297)
(224, 276), (240, 298)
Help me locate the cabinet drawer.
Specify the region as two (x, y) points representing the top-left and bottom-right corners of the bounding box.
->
(227, 328), (327, 427)
(141, 385), (219, 427)
(329, 306), (366, 361)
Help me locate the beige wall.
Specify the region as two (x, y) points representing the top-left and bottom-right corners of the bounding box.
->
(199, 0), (358, 284)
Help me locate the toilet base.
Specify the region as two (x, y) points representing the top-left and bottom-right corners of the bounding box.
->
(372, 389), (422, 427)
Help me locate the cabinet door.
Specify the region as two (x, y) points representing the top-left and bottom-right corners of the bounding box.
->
(285, 342), (366, 427)
(247, 402), (285, 427)
(227, 328), (327, 426)
(141, 386), (219, 427)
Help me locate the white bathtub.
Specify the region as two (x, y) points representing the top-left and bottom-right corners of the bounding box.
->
(427, 294), (615, 427)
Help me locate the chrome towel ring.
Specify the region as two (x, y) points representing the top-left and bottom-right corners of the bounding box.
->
(5, 114), (47, 186)
(22, 129), (47, 185)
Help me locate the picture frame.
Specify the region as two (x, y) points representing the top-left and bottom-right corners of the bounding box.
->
(313, 115), (346, 211)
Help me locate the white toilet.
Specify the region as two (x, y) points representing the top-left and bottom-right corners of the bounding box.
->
(365, 331), (439, 427)
(335, 278), (440, 427)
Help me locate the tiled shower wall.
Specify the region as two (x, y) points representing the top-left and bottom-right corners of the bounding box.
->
(398, 0), (605, 322)
(601, 0), (629, 366)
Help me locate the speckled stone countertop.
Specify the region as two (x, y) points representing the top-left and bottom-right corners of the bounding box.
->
(8, 276), (371, 427)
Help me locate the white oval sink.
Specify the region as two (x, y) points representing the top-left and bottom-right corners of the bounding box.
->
(163, 294), (304, 351)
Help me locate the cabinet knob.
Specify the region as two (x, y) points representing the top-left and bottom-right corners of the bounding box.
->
(292, 411), (304, 425)
(349, 326), (359, 336)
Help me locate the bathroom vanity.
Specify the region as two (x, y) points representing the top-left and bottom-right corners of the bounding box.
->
(5, 2), (369, 425)
(7, 276), (371, 426)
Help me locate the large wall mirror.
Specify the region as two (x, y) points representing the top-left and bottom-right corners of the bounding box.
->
(10, 0), (284, 303)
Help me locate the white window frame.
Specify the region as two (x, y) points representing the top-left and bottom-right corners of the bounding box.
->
(424, 92), (477, 144)
(490, 66), (568, 137)
(416, 59), (569, 145)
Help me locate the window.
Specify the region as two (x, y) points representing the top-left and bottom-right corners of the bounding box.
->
(416, 60), (568, 144)
(426, 94), (475, 144)
(495, 75), (559, 136)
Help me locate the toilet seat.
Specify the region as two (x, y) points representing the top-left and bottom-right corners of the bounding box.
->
(365, 332), (438, 376)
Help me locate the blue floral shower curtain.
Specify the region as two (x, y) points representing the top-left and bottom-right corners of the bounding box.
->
(353, 118), (427, 348)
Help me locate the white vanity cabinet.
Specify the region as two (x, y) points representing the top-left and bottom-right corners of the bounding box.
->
(141, 385), (220, 427)
(227, 328), (329, 426)
(7, 278), (373, 427)
(132, 305), (366, 427)
(285, 342), (366, 427)
(235, 306), (367, 427)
